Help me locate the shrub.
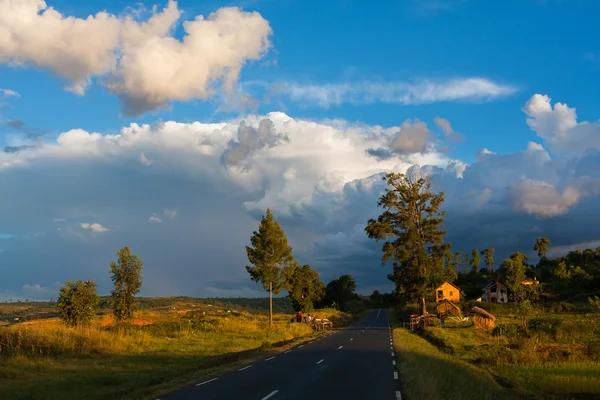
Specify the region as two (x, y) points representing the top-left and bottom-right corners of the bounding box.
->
(57, 280), (99, 327)
(589, 296), (600, 313)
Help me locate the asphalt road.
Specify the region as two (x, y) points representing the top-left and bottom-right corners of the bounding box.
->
(158, 308), (402, 400)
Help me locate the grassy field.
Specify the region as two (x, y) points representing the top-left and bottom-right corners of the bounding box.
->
(392, 304), (600, 400)
(0, 301), (351, 400)
(391, 312), (525, 400)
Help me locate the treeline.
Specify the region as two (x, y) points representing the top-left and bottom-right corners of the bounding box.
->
(364, 172), (600, 312)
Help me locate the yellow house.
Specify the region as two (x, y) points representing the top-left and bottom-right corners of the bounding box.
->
(435, 282), (461, 303)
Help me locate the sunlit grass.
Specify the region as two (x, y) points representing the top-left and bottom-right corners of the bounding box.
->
(0, 307), (350, 400)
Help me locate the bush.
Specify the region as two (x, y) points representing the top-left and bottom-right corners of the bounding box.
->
(551, 301), (573, 313)
(57, 280), (99, 327)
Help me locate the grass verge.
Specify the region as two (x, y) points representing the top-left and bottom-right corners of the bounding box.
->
(391, 312), (527, 400)
(0, 308), (349, 400)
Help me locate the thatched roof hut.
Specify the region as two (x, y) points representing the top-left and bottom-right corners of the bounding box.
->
(436, 299), (462, 317)
(470, 306), (496, 330)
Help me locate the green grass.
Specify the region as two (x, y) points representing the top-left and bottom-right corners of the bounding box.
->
(394, 306), (600, 400)
(0, 307), (350, 400)
(392, 323), (525, 400)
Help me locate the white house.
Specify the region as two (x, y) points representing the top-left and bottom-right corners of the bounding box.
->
(481, 281), (508, 303)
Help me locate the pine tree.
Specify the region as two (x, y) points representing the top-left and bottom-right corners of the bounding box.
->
(246, 208), (295, 327)
(365, 172), (447, 315)
(110, 245), (143, 323)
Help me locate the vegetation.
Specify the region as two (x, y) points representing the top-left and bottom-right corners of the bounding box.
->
(393, 303), (600, 399)
(57, 280), (99, 327)
(365, 172), (447, 315)
(245, 208), (295, 326)
(0, 299), (351, 400)
(285, 263), (324, 312)
(323, 274), (360, 312)
(110, 245), (144, 323)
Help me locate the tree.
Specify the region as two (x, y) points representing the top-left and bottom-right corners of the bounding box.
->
(470, 249), (480, 273)
(246, 208), (295, 327)
(285, 263), (324, 312)
(324, 274), (358, 311)
(57, 280), (99, 327)
(110, 245), (144, 323)
(503, 251), (528, 302)
(533, 237), (551, 261)
(481, 248), (495, 272)
(365, 172), (447, 315)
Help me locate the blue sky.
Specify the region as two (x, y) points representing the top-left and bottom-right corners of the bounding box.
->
(2, 0), (598, 162)
(1, 0), (600, 299)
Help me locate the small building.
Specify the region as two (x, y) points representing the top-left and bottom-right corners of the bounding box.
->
(435, 282), (461, 303)
(481, 281), (508, 303)
(522, 277), (540, 286)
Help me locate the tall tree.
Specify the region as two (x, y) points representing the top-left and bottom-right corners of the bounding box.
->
(470, 249), (481, 273)
(503, 251), (528, 301)
(246, 208), (295, 327)
(57, 280), (99, 327)
(481, 248), (495, 272)
(285, 263), (324, 312)
(110, 245), (144, 323)
(325, 274), (358, 311)
(533, 237), (551, 261)
(365, 172), (447, 315)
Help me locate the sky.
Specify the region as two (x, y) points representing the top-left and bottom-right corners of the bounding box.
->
(1, 0), (600, 301)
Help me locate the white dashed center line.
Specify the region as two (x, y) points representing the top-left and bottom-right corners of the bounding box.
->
(195, 378), (217, 387)
(261, 390), (279, 400)
(238, 365), (252, 371)
(350, 338), (353, 341)
(338, 345), (343, 349)
(316, 359), (324, 364)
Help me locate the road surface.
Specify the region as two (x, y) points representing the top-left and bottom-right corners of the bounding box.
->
(159, 308), (402, 400)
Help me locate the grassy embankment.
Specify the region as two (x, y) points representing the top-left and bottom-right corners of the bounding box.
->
(0, 300), (352, 400)
(392, 303), (600, 400)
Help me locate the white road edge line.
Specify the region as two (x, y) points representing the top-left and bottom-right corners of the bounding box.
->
(238, 365), (252, 371)
(392, 360), (396, 365)
(394, 371), (399, 380)
(284, 350), (291, 354)
(266, 357), (275, 361)
(195, 378), (217, 386)
(396, 390), (403, 400)
(391, 352), (394, 356)
(350, 338), (353, 341)
(299, 345), (304, 348)
(338, 345), (343, 349)
(262, 390), (279, 400)
(316, 359), (324, 364)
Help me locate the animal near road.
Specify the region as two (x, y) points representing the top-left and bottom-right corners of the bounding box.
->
(159, 309), (401, 400)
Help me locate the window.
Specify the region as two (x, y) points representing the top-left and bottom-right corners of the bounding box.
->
(437, 290), (444, 298)
(449, 291), (453, 296)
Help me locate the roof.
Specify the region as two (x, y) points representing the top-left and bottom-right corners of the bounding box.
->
(482, 280), (506, 290)
(436, 281), (460, 291)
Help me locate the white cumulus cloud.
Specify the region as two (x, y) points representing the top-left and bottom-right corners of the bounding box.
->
(0, 0), (272, 115)
(1, 94), (600, 298)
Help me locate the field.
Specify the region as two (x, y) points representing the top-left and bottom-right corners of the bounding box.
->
(0, 298), (352, 400)
(392, 303), (600, 400)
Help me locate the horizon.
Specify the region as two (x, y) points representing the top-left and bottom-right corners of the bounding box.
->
(2, 0), (600, 301)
